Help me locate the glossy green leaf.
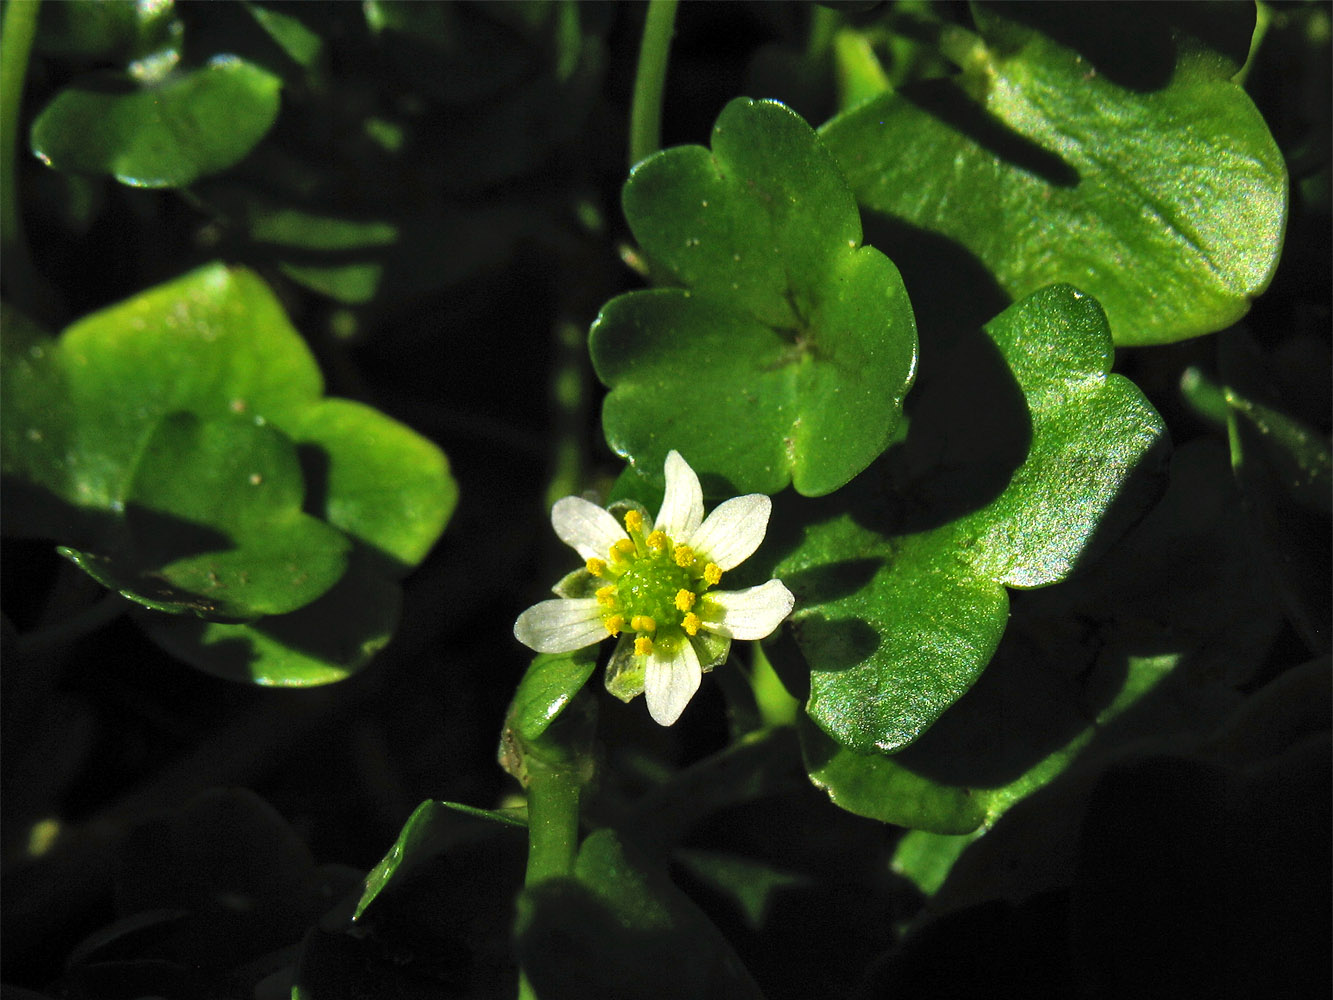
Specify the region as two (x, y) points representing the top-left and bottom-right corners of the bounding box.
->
(290, 399), (457, 572)
(593, 97), (917, 497)
(770, 285), (1165, 753)
(503, 650), (598, 745)
(820, 4), (1287, 345)
(1, 264), (455, 683)
(516, 829), (764, 1000)
(353, 799), (526, 922)
(61, 412), (349, 618)
(131, 552), (400, 685)
(57, 265), (322, 511)
(808, 439), (1279, 847)
(30, 57), (281, 188)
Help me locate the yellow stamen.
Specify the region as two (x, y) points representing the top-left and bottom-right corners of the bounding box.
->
(586, 557), (607, 577)
(675, 589), (696, 611)
(682, 612), (701, 636)
(596, 585), (617, 607)
(646, 529), (668, 551)
(624, 509), (644, 532)
(630, 614), (656, 633)
(703, 563), (722, 586)
(610, 538), (636, 562)
(604, 614), (625, 636)
(634, 636), (654, 656)
(673, 544), (694, 568)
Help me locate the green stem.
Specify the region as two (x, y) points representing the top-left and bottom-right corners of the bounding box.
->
(628, 0), (678, 168)
(543, 320), (588, 511)
(523, 763), (581, 886)
(517, 761), (582, 1000)
(1, 0), (42, 313)
(806, 3), (839, 60)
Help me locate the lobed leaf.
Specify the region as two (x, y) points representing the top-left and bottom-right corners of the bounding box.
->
(769, 285), (1166, 753)
(820, 4), (1287, 345)
(593, 97), (917, 497)
(1, 264), (455, 684)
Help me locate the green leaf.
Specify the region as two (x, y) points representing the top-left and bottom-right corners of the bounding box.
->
(820, 4), (1287, 345)
(1227, 390), (1333, 518)
(808, 439), (1280, 850)
(30, 57), (281, 188)
(52, 264), (322, 512)
(503, 650), (598, 745)
(516, 829), (765, 1000)
(61, 412), (349, 618)
(1, 264), (455, 683)
(131, 549), (401, 685)
(290, 399), (458, 572)
(243, 2), (323, 69)
(353, 799), (526, 922)
(770, 285), (1165, 753)
(592, 97), (917, 497)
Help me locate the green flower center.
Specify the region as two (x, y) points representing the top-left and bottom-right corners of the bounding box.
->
(588, 510), (723, 657)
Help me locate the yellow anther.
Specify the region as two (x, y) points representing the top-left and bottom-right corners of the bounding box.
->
(604, 614), (625, 636)
(703, 563), (722, 586)
(610, 538), (636, 562)
(646, 529), (668, 551)
(623, 509), (644, 532)
(675, 589), (696, 612)
(634, 636), (654, 656)
(630, 614), (657, 633)
(673, 544), (695, 568)
(682, 612), (701, 636)
(596, 585), (617, 607)
(586, 557), (607, 577)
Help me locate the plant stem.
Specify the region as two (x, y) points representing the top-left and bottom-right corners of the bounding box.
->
(523, 762), (581, 886)
(516, 760), (582, 1000)
(0, 0), (49, 318)
(628, 0), (678, 168)
(544, 320), (588, 511)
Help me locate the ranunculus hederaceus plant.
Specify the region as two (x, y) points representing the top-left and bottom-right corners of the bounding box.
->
(5, 3), (1324, 999)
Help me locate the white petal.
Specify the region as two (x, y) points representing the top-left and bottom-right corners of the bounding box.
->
(513, 598), (607, 653)
(644, 639), (702, 726)
(688, 494), (771, 570)
(655, 450), (704, 540)
(551, 496), (626, 561)
(698, 580), (794, 640)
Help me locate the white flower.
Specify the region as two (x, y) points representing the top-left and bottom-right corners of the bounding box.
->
(514, 451), (795, 726)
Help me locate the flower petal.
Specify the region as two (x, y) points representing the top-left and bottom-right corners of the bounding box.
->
(644, 638), (702, 726)
(655, 450), (704, 540)
(513, 598), (607, 653)
(698, 580), (795, 640)
(551, 496), (626, 561)
(688, 494), (771, 571)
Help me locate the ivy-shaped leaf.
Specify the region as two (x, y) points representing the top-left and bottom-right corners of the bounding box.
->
(592, 97), (917, 497)
(767, 284), (1165, 753)
(1, 264), (456, 684)
(804, 437), (1281, 853)
(30, 56), (282, 188)
(820, 4), (1286, 345)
